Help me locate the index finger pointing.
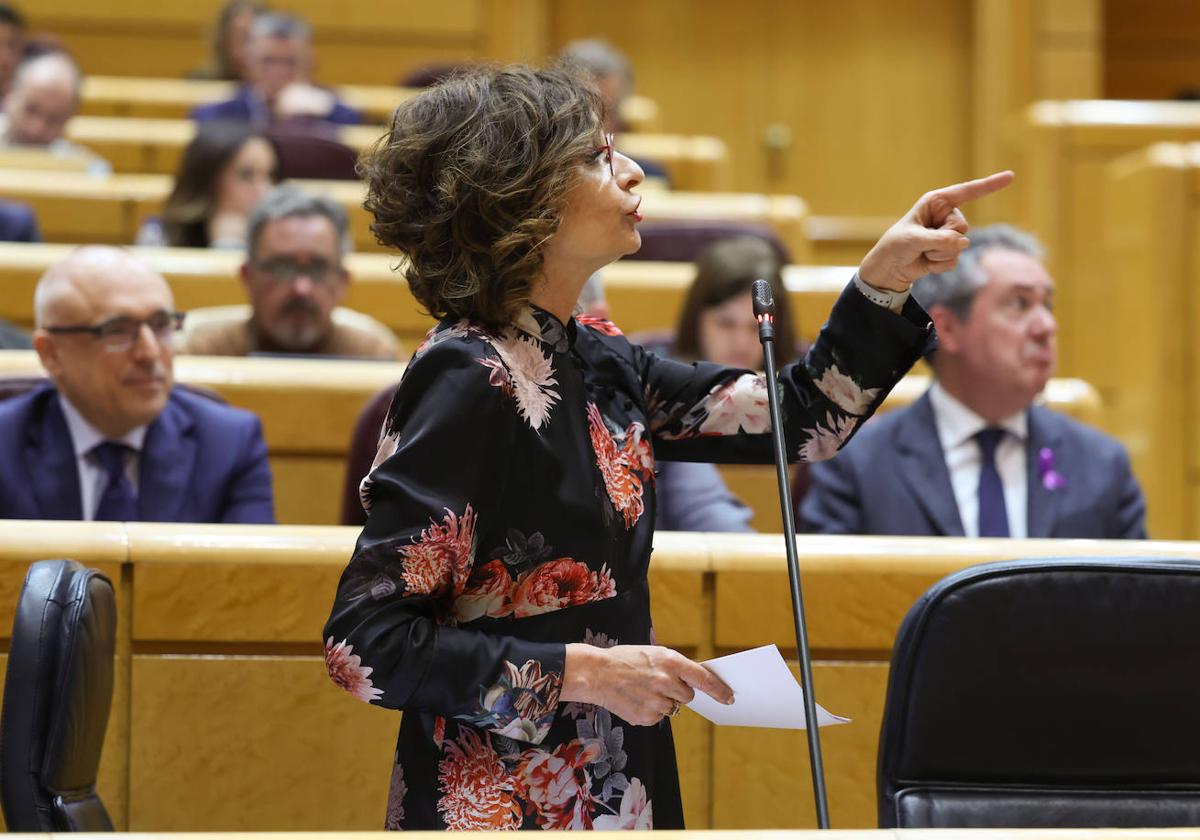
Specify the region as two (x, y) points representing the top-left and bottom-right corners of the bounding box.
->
(929, 170), (1014, 210)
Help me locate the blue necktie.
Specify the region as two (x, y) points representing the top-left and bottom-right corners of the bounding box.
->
(975, 427), (1009, 537)
(92, 442), (138, 522)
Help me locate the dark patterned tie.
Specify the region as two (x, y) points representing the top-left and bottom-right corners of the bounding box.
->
(92, 441), (138, 522)
(975, 427), (1009, 537)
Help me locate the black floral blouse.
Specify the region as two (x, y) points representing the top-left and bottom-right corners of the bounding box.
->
(323, 281), (931, 830)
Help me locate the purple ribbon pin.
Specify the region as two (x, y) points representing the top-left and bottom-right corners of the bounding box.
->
(1038, 447), (1067, 491)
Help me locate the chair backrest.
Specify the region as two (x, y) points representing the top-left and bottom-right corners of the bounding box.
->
(264, 122), (359, 181)
(878, 557), (1200, 829)
(0, 559), (116, 831)
(341, 382), (398, 526)
(626, 221), (791, 264)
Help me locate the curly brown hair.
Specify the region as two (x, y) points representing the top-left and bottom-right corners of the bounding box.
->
(360, 63), (604, 328)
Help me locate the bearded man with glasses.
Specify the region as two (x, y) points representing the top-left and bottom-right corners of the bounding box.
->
(0, 245), (274, 523)
(181, 185), (402, 360)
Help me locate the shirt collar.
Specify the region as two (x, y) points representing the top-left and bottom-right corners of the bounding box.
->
(928, 381), (1027, 451)
(513, 305), (574, 353)
(58, 393), (148, 458)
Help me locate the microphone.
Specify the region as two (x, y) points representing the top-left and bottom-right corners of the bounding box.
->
(752, 278), (775, 342)
(753, 276), (831, 829)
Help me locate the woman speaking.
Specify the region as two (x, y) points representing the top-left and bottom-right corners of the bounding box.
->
(323, 62), (1010, 830)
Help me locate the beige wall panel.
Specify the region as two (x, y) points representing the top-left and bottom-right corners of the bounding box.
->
(128, 655), (397, 829)
(671, 705), (712, 829)
(1104, 0), (1200, 99)
(1191, 206), (1200, 533)
(273, 457), (350, 526)
(1102, 145), (1192, 539)
(646, 567), (706, 650)
(1022, 104), (1200, 410)
(553, 0), (970, 211)
(1038, 0), (1101, 33)
(711, 661), (888, 828)
(715, 567), (941, 654)
(28, 0), (494, 85)
(1037, 45), (1102, 101)
(768, 0), (972, 216)
(132, 561), (341, 643)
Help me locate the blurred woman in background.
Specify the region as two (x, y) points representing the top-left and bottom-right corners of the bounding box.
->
(190, 0), (265, 82)
(651, 235), (800, 532)
(137, 120), (278, 249)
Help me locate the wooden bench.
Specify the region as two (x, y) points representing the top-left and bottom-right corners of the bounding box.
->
(0, 349), (1101, 531)
(0, 523), (1187, 830)
(61, 115), (728, 191)
(78, 75), (662, 133)
(0, 171), (802, 257)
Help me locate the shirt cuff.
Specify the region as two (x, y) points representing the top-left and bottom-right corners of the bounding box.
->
(853, 272), (911, 314)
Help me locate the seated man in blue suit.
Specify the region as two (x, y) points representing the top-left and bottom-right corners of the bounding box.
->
(801, 224), (1146, 539)
(0, 246), (275, 523)
(191, 12), (360, 127)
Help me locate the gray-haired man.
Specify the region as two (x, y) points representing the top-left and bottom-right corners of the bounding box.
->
(182, 185), (400, 360)
(801, 223), (1146, 539)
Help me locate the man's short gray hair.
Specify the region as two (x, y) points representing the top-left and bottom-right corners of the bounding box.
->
(560, 39), (633, 94)
(246, 185), (349, 259)
(912, 223), (1045, 319)
(249, 11), (311, 43)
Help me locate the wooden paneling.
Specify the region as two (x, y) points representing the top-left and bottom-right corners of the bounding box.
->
(128, 655), (397, 830)
(1022, 102), (1200, 503)
(1, 524), (1196, 830)
(552, 0), (971, 214)
(1102, 142), (1200, 539)
(1105, 0), (1200, 99)
(27, 0), (543, 86)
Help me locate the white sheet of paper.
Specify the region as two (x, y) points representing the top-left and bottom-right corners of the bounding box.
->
(685, 644), (851, 729)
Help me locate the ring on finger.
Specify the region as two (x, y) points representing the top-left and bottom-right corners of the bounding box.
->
(668, 700), (681, 718)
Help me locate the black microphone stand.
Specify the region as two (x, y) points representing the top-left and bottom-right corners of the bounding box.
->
(752, 279), (831, 829)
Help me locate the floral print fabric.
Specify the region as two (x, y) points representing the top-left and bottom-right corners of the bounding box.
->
(324, 279), (931, 829)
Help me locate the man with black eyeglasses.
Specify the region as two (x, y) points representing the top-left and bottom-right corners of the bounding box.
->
(0, 245), (275, 523)
(181, 185), (401, 360)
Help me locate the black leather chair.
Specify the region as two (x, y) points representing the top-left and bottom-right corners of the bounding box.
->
(0, 559), (116, 831)
(878, 557), (1200, 829)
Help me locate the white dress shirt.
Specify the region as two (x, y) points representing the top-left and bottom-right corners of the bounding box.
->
(58, 395), (148, 520)
(927, 382), (1028, 538)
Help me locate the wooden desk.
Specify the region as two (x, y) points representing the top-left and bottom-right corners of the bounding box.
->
(62, 115), (727, 191)
(0, 524), (1189, 830)
(78, 74), (662, 134)
(0, 244), (833, 346)
(0, 171), (795, 257)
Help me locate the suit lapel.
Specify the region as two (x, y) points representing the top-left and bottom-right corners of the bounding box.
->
(137, 394), (196, 522)
(1025, 406), (1064, 538)
(895, 393), (965, 536)
(25, 390), (83, 519)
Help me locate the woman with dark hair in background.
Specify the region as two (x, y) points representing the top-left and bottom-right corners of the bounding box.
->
(137, 120), (278, 249)
(649, 235), (802, 532)
(673, 235), (798, 368)
(321, 61), (1008, 830)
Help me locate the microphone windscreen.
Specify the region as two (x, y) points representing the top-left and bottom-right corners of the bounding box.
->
(751, 278), (775, 317)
